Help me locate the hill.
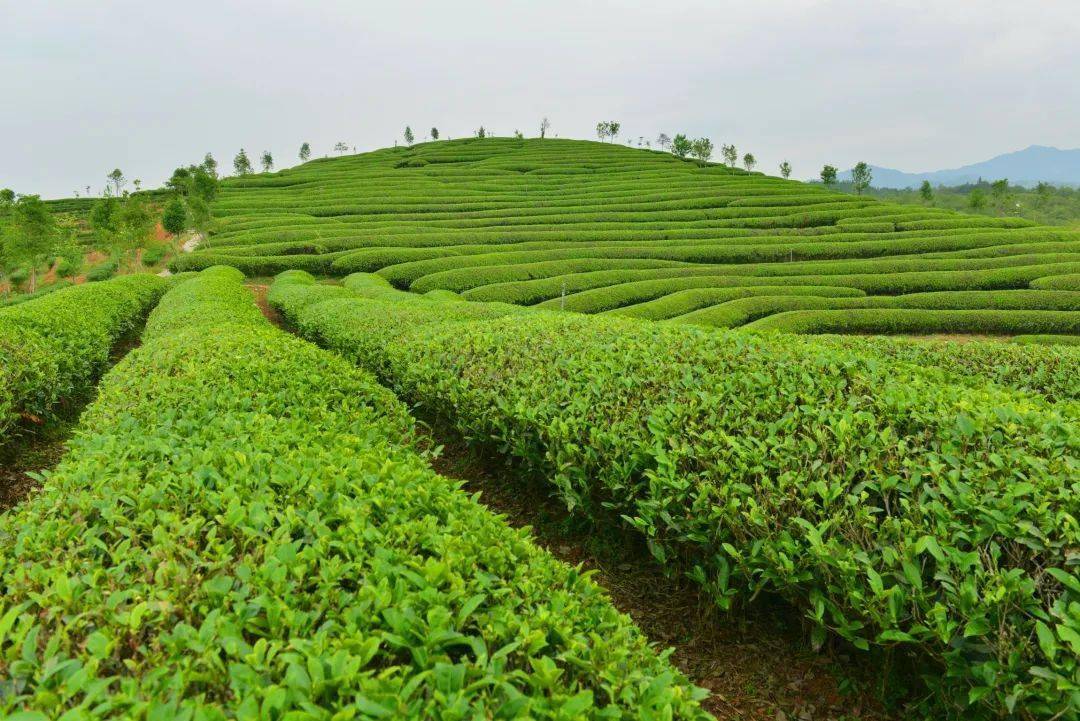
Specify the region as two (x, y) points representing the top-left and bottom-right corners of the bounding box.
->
(838, 145), (1080, 188)
(175, 137), (1080, 338)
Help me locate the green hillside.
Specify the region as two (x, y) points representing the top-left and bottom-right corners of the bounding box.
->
(175, 137), (1080, 337)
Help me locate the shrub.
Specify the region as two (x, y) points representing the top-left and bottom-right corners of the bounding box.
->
(0, 274), (167, 446)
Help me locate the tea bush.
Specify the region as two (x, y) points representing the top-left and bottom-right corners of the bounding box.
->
(0, 274), (167, 446)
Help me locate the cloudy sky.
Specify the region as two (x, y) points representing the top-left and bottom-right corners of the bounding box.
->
(3, 0), (1078, 198)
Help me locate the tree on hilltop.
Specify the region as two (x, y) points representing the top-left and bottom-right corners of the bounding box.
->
(742, 153), (756, 172)
(779, 160), (792, 179)
(404, 126), (415, 146)
(333, 142), (349, 155)
(595, 121), (621, 143)
(233, 149), (253, 176)
(0, 188), (14, 208)
(299, 142), (311, 162)
(202, 153), (218, 177)
(691, 137), (714, 165)
(721, 145), (738, 172)
(431, 127), (439, 141)
(540, 117), (551, 139)
(261, 151), (274, 172)
(476, 126), (486, 138)
(107, 169), (126, 196)
(656, 133), (671, 152)
(820, 164), (837, 188)
(851, 162), (872, 195)
(671, 134), (691, 159)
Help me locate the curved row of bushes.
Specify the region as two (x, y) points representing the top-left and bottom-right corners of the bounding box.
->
(270, 270), (1080, 720)
(744, 308), (1080, 335)
(0, 267), (709, 719)
(663, 290), (1080, 327)
(0, 274), (168, 446)
(535, 261), (1080, 314)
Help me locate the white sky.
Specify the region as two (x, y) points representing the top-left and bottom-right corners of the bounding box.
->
(3, 0), (1078, 197)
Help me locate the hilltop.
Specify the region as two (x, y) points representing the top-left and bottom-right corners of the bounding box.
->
(174, 137), (1080, 337)
(838, 145), (1080, 188)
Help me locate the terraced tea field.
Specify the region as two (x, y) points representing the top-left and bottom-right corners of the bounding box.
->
(176, 137), (1080, 338)
(2, 138), (1078, 721)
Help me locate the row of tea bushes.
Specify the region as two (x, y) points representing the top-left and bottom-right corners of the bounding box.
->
(0, 274), (167, 447)
(0, 267), (709, 719)
(270, 271), (1080, 719)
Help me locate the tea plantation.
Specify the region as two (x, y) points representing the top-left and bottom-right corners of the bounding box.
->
(175, 138), (1080, 339)
(1, 138), (1078, 720)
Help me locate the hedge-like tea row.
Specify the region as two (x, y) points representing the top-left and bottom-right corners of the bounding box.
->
(0, 267), (709, 719)
(806, 333), (1080, 402)
(270, 271), (1080, 720)
(744, 308), (1080, 335)
(667, 290), (1080, 327)
(0, 274), (167, 446)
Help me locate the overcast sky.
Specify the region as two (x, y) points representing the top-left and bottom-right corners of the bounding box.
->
(3, 0), (1078, 198)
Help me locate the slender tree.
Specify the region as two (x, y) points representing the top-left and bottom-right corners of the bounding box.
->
(656, 133), (671, 151)
(539, 117), (550, 139)
(691, 137), (714, 165)
(607, 121), (620, 143)
(202, 153), (218, 177)
(851, 161), (872, 195)
(333, 142), (349, 155)
(779, 160), (792, 179)
(404, 126), (415, 145)
(596, 122), (609, 142)
(820, 164), (838, 188)
(106, 169), (126, 196)
(233, 149), (253, 175)
(475, 126), (486, 138)
(742, 153), (756, 172)
(299, 142), (311, 162)
(261, 151), (274, 172)
(430, 127), (439, 141)
(671, 134), (692, 159)
(721, 144), (738, 171)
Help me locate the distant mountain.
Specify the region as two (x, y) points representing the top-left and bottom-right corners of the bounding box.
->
(838, 145), (1080, 189)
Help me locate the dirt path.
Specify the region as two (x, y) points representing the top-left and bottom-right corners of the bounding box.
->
(247, 282), (284, 328)
(158, 232), (204, 277)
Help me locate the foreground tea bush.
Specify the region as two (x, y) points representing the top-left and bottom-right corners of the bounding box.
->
(0, 267), (709, 720)
(271, 272), (1080, 720)
(0, 274), (167, 447)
